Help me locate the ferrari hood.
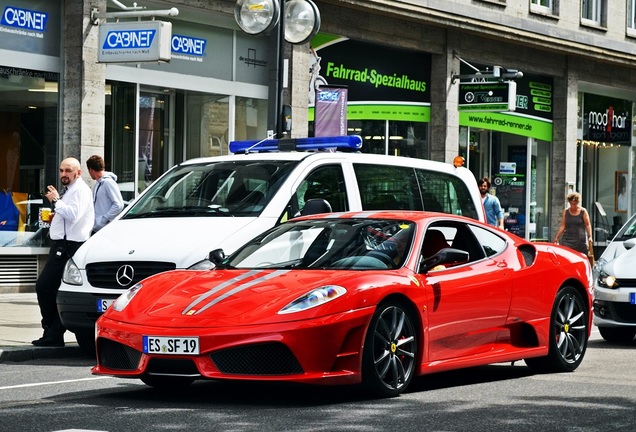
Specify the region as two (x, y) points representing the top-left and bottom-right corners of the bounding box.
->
(112, 269), (373, 327)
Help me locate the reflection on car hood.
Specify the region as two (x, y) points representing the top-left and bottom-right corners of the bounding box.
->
(105, 268), (379, 327)
(604, 245), (636, 277)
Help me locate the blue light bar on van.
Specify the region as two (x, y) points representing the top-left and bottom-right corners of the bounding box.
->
(229, 135), (363, 154)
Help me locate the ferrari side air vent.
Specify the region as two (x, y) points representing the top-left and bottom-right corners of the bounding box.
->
(98, 338), (142, 371)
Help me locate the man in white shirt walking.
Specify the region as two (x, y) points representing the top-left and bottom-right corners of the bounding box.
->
(33, 157), (94, 347)
(86, 155), (124, 233)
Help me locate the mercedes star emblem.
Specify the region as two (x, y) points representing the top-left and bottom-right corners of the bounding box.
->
(115, 264), (135, 287)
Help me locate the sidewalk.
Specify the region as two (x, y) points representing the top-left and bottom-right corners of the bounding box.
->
(0, 292), (83, 362)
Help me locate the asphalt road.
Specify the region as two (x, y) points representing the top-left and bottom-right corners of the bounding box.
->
(0, 329), (635, 432)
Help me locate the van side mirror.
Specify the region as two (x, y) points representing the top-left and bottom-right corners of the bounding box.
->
(624, 238), (636, 250)
(419, 248), (469, 273)
(209, 248), (226, 266)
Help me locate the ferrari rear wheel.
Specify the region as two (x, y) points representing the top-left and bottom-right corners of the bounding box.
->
(362, 301), (417, 397)
(525, 286), (588, 373)
(141, 375), (196, 390)
(598, 326), (636, 343)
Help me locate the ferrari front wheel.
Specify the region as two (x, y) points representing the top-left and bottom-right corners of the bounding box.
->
(525, 286), (589, 373)
(362, 301), (417, 397)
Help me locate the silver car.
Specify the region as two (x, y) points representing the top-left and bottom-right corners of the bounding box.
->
(594, 220), (636, 342)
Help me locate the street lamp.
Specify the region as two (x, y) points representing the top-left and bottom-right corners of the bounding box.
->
(235, 0), (321, 137)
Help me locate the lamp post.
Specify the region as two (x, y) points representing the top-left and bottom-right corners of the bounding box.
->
(234, 0), (321, 138)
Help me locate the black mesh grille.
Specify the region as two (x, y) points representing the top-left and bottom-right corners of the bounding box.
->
(98, 338), (142, 371)
(146, 358), (200, 376)
(210, 343), (303, 376)
(612, 302), (636, 323)
(86, 261), (176, 289)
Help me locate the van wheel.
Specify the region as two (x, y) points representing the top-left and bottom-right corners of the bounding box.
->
(598, 327), (636, 343)
(75, 332), (96, 357)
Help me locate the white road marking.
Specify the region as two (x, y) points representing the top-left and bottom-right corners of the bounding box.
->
(0, 376), (113, 390)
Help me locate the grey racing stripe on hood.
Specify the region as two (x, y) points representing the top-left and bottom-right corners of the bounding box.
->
(184, 269), (292, 315)
(182, 269), (264, 315)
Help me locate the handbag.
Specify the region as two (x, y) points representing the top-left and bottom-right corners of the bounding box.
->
(588, 240), (595, 266)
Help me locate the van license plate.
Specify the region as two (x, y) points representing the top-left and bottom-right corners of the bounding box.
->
(143, 336), (200, 355)
(97, 299), (114, 312)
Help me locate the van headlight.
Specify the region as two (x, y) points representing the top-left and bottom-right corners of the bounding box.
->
(61, 259), (83, 285)
(597, 271), (618, 289)
(593, 257), (607, 275)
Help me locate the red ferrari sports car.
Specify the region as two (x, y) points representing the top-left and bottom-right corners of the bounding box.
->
(92, 211), (593, 397)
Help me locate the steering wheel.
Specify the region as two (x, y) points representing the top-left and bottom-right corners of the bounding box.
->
(365, 250), (395, 268)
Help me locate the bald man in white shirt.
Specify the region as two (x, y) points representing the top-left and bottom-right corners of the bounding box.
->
(33, 157), (94, 347)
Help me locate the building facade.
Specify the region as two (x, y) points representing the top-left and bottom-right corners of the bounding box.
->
(1, 0), (636, 290)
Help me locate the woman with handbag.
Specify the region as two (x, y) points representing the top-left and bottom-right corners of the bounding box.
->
(554, 192), (593, 257)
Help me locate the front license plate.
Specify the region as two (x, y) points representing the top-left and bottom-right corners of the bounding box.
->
(97, 299), (114, 312)
(142, 336), (200, 355)
(630, 292), (636, 305)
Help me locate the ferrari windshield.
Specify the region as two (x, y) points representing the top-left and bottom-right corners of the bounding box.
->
(226, 219), (416, 270)
(123, 160), (298, 219)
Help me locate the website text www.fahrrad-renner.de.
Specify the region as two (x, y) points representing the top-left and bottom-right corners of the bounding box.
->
(468, 115), (532, 131)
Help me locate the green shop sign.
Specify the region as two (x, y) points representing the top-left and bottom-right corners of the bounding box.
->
(310, 35), (430, 122)
(309, 103), (430, 122)
(458, 63), (553, 140)
(460, 111), (552, 141)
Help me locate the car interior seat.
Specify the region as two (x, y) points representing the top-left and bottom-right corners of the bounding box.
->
(422, 229), (449, 258)
(301, 198), (333, 216)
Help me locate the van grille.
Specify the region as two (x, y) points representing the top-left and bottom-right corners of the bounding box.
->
(86, 261), (176, 289)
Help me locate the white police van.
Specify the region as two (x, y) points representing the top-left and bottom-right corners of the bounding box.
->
(57, 135), (485, 353)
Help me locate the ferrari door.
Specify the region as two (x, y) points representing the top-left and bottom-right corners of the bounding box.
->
(421, 222), (512, 362)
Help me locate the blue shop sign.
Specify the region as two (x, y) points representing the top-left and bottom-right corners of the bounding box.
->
(1, 5), (47, 32)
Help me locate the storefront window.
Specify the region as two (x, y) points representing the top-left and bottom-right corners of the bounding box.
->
(106, 81), (136, 202)
(107, 82), (270, 201)
(460, 126), (551, 240)
(578, 93), (633, 242)
(235, 97), (269, 142)
(0, 67), (58, 247)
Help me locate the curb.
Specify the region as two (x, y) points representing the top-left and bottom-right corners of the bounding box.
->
(0, 345), (85, 363)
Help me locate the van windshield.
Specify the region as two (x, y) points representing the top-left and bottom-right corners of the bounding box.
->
(122, 160), (298, 219)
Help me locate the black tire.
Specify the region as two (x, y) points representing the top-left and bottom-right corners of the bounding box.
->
(140, 375), (196, 390)
(525, 286), (589, 373)
(362, 301), (417, 397)
(598, 326), (636, 343)
(75, 332), (96, 357)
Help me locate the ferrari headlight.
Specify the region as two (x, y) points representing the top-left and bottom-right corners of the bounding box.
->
(113, 283), (143, 311)
(279, 285), (347, 314)
(61, 259), (83, 285)
(597, 271), (618, 289)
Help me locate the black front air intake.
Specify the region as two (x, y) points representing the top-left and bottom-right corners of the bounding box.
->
(97, 338), (142, 371)
(210, 342), (303, 375)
